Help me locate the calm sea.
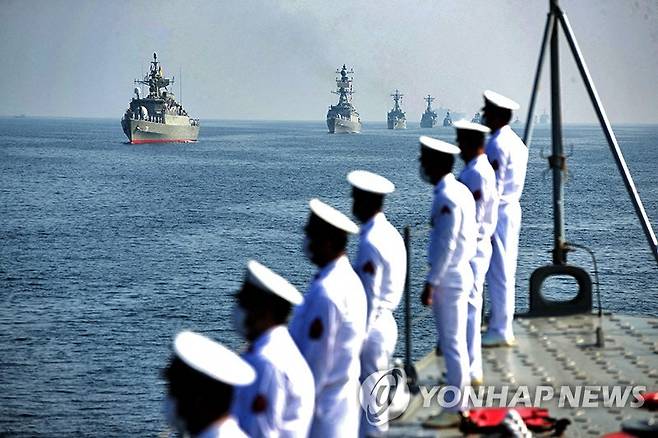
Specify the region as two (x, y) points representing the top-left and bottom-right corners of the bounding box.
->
(1, 117), (657, 435)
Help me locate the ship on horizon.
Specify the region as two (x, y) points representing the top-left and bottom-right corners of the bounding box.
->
(326, 65), (362, 134)
(442, 110), (453, 127)
(387, 89), (407, 129)
(420, 95), (438, 128)
(121, 53), (199, 144)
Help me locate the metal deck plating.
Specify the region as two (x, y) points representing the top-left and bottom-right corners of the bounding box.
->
(391, 313), (658, 436)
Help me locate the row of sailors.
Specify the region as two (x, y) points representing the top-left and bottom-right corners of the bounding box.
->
(162, 89), (528, 436)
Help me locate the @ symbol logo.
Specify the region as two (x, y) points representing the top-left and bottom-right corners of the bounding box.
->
(359, 367), (411, 426)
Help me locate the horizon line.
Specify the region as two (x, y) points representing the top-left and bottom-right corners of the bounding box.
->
(2, 115), (658, 126)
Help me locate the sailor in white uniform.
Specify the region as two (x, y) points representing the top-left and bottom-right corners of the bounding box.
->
(481, 90), (528, 347)
(289, 199), (367, 438)
(418, 136), (477, 428)
(163, 331), (255, 438)
(346, 170), (407, 437)
(231, 260), (315, 438)
(453, 120), (497, 385)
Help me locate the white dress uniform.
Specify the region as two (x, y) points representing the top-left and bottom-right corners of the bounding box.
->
(196, 417), (249, 438)
(233, 326), (315, 438)
(289, 254), (367, 438)
(427, 172), (477, 411)
(485, 122), (528, 340)
(354, 212), (406, 436)
(458, 153), (498, 380)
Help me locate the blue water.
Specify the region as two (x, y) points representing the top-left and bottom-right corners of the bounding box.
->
(1, 117), (657, 435)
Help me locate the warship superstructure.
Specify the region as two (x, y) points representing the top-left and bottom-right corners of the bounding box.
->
(471, 112), (482, 123)
(326, 65), (362, 134)
(387, 89), (407, 129)
(121, 53), (199, 144)
(420, 95), (438, 128)
(442, 110), (453, 127)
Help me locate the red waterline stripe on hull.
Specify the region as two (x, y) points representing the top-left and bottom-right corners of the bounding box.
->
(130, 139), (197, 144)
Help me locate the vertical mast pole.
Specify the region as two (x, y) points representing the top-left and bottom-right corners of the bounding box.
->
(403, 226), (412, 372)
(550, 0), (567, 264)
(556, 9), (658, 266)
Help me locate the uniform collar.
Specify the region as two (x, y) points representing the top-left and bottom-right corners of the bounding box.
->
(250, 325), (285, 354)
(491, 124), (511, 138)
(434, 172), (455, 193)
(360, 212), (385, 235)
(466, 153), (488, 169)
(316, 254), (349, 281)
(196, 416), (240, 438)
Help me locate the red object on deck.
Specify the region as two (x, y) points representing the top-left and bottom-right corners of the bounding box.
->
(639, 391), (658, 410)
(461, 407), (570, 434)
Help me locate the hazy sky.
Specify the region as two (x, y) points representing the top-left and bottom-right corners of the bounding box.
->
(1, 0), (657, 123)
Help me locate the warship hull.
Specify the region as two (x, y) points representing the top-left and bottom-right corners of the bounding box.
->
(420, 115), (437, 128)
(387, 118), (407, 130)
(327, 117), (361, 134)
(121, 118), (199, 144)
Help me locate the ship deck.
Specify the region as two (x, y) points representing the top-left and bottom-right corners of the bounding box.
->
(390, 313), (658, 437)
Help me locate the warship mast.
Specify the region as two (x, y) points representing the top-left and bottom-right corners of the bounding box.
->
(332, 65), (354, 106)
(424, 95), (434, 112)
(134, 53), (173, 99)
(391, 89), (403, 111)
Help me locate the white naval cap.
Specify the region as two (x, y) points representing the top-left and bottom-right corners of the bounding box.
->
(174, 331), (256, 386)
(453, 119), (491, 134)
(419, 135), (460, 155)
(245, 260), (303, 305)
(309, 198), (359, 234)
(347, 170), (395, 195)
(483, 90), (520, 111)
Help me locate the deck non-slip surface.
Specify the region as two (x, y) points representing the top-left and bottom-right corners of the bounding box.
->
(390, 314), (658, 437)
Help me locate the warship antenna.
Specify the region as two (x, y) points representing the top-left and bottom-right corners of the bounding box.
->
(425, 94), (434, 108)
(525, 0), (658, 328)
(179, 65), (182, 105)
(391, 89), (404, 109)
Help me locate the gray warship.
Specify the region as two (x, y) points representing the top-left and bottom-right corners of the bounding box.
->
(121, 53), (199, 144)
(326, 65), (362, 134)
(471, 112), (482, 123)
(420, 95), (438, 128)
(442, 110), (453, 127)
(387, 89), (407, 130)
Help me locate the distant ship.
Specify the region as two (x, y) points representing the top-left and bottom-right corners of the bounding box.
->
(121, 53), (199, 144)
(471, 112), (481, 123)
(387, 89), (407, 129)
(539, 110), (550, 125)
(326, 65), (362, 134)
(443, 110), (453, 127)
(513, 116), (522, 125)
(420, 95), (438, 128)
